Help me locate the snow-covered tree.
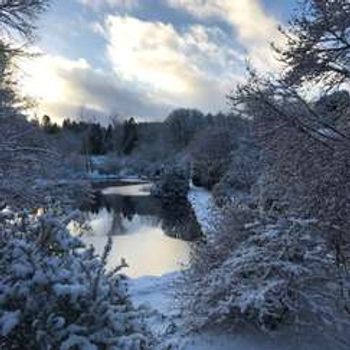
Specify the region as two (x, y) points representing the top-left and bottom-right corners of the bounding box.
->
(0, 115), (57, 207)
(212, 138), (261, 206)
(0, 0), (49, 41)
(0, 209), (152, 349)
(275, 0), (350, 88)
(0, 0), (50, 116)
(152, 163), (190, 199)
(189, 127), (234, 189)
(183, 1), (350, 347)
(229, 53), (350, 274)
(165, 109), (205, 149)
(182, 205), (350, 348)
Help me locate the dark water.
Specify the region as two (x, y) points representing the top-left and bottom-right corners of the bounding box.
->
(81, 182), (202, 277)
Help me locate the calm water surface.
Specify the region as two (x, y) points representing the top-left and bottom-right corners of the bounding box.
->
(82, 182), (201, 277)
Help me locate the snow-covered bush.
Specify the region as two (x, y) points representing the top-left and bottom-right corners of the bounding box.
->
(189, 127), (234, 190)
(0, 116), (56, 207)
(0, 209), (152, 350)
(181, 204), (350, 347)
(152, 164), (189, 199)
(0, 115), (92, 210)
(212, 139), (261, 207)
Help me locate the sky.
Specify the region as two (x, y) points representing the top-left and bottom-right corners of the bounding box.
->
(19, 0), (297, 123)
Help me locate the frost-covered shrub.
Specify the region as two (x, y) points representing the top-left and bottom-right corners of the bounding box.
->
(213, 140), (261, 207)
(0, 116), (93, 210)
(182, 205), (350, 346)
(33, 179), (94, 210)
(0, 116), (58, 208)
(0, 210), (151, 350)
(152, 164), (189, 199)
(189, 128), (234, 190)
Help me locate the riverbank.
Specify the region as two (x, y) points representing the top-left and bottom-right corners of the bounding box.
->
(128, 187), (330, 350)
(129, 273), (302, 349)
(128, 186), (220, 349)
(187, 184), (217, 235)
(129, 271), (331, 350)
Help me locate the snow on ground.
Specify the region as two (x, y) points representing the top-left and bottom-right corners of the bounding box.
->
(129, 273), (179, 315)
(87, 171), (120, 180)
(129, 272), (189, 349)
(187, 184), (220, 235)
(129, 273), (313, 350)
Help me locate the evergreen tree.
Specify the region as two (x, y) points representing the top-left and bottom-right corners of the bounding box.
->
(87, 124), (105, 155)
(121, 117), (138, 155)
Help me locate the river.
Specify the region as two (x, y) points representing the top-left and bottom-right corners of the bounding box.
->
(81, 181), (202, 277)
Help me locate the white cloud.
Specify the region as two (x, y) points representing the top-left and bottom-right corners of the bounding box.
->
(103, 14), (243, 112)
(20, 55), (90, 105)
(22, 2), (270, 122)
(77, 0), (139, 10)
(18, 18), (244, 122)
(20, 14), (246, 121)
(19, 54), (170, 122)
(167, 0), (283, 71)
(106, 16), (194, 94)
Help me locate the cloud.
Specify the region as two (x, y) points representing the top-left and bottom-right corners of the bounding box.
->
(19, 54), (170, 123)
(20, 13), (247, 122)
(77, 0), (139, 10)
(22, 2), (269, 122)
(167, 0), (283, 71)
(103, 14), (244, 113)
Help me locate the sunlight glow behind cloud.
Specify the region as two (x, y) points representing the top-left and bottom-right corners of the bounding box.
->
(104, 15), (244, 109)
(19, 0), (288, 121)
(106, 15), (196, 95)
(20, 56), (90, 104)
(19, 54), (171, 122)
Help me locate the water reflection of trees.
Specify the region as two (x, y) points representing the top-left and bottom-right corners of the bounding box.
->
(88, 192), (161, 216)
(84, 191), (202, 241)
(160, 199), (202, 241)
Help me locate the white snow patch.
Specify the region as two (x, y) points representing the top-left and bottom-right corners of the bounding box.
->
(88, 170), (119, 180)
(129, 272), (186, 347)
(187, 185), (219, 235)
(129, 272), (180, 316)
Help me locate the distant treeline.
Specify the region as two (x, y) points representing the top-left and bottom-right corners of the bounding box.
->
(38, 109), (251, 158)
